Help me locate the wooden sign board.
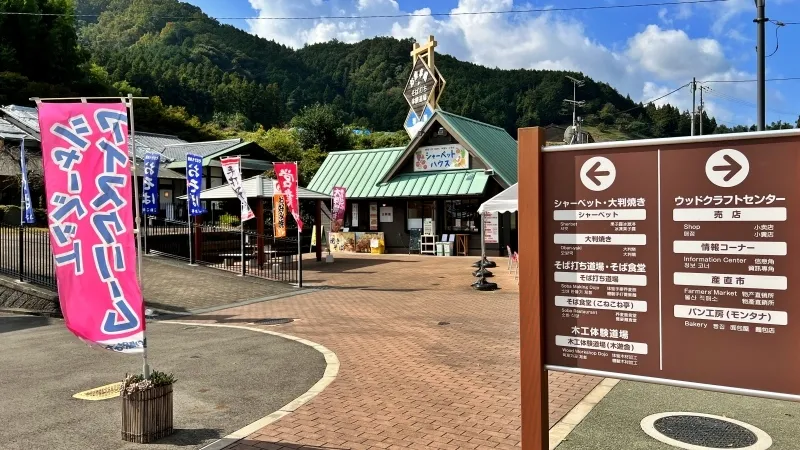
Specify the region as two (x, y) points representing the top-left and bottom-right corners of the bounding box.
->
(518, 127), (800, 449)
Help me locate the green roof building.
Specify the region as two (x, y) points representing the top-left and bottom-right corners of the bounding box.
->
(309, 110), (518, 256)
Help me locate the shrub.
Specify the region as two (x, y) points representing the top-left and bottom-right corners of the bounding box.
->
(219, 213), (240, 227)
(120, 370), (176, 396)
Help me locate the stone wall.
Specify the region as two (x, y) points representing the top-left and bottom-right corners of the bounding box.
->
(0, 274), (60, 316)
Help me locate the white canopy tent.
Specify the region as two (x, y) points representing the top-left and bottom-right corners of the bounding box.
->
(475, 183), (519, 266)
(478, 183), (518, 214)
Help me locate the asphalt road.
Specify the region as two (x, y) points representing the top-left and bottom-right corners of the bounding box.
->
(557, 380), (800, 449)
(0, 314), (326, 450)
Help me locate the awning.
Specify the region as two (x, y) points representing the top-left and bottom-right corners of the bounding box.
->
(178, 175), (330, 200)
(478, 183), (518, 214)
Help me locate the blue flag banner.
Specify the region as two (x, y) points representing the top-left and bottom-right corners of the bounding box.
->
(142, 152), (160, 215)
(19, 138), (35, 224)
(186, 153), (205, 216)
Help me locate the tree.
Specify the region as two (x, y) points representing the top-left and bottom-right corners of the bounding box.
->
(290, 103), (351, 152)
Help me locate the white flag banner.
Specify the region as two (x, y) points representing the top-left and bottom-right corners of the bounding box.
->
(220, 156), (255, 222)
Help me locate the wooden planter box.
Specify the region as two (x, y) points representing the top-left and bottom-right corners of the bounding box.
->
(121, 384), (174, 443)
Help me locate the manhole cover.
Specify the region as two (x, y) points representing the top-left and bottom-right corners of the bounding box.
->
(641, 412), (772, 450)
(73, 382), (122, 401)
(253, 318), (294, 325)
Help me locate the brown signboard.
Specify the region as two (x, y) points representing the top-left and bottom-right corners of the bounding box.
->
(403, 57), (437, 119)
(541, 134), (800, 396)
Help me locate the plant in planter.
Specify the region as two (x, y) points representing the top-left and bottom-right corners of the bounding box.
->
(120, 371), (176, 443)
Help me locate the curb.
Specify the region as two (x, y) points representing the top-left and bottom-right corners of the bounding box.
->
(162, 321), (339, 450)
(549, 378), (620, 449)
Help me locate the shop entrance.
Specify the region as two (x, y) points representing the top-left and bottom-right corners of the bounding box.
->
(407, 200), (436, 235)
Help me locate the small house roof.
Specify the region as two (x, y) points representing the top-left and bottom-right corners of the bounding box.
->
(178, 175), (330, 200)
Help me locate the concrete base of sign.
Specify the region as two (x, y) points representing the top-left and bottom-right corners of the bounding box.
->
(472, 257), (497, 268)
(640, 412), (773, 450)
(472, 277), (497, 291)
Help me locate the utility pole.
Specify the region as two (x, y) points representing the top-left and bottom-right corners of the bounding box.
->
(755, 0), (767, 131)
(699, 86), (704, 136)
(564, 75), (585, 129)
(690, 77), (696, 136)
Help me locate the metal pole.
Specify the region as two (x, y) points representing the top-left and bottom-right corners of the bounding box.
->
(297, 161), (303, 288)
(241, 225), (245, 276)
(127, 94), (150, 380)
(572, 83), (577, 128)
(19, 137), (25, 282)
(699, 87), (704, 136)
(756, 0), (767, 131)
(690, 77), (696, 136)
(188, 213), (194, 265)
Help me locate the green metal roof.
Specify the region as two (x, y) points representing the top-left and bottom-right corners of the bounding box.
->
(378, 110), (517, 188)
(308, 110), (516, 199)
(436, 110), (518, 186)
(307, 147), (490, 199)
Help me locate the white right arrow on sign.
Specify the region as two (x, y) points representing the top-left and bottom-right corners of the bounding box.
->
(705, 149), (749, 188)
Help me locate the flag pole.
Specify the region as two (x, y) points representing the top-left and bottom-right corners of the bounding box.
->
(18, 137), (25, 283)
(296, 161), (302, 288)
(127, 93), (150, 379)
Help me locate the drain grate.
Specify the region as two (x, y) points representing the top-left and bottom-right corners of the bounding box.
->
(73, 382), (122, 401)
(642, 412), (772, 450)
(253, 318), (294, 326)
(653, 415), (757, 448)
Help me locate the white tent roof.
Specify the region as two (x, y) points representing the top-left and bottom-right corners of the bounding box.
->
(478, 183), (518, 214)
(178, 175), (330, 200)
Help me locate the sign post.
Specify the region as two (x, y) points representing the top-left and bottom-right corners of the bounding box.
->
(519, 126), (800, 449)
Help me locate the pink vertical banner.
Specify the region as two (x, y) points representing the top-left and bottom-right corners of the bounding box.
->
(38, 102), (145, 353)
(331, 187), (346, 232)
(274, 162), (303, 231)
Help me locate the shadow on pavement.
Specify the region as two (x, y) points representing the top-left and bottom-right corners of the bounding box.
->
(153, 428), (221, 446)
(0, 314), (53, 333)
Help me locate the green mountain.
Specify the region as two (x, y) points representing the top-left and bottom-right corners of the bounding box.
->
(71, 0), (715, 138)
(2, 0), (723, 140)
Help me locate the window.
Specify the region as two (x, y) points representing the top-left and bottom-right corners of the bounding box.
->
(407, 201), (435, 230)
(444, 199), (480, 233)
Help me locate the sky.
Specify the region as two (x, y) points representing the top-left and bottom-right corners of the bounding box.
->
(183, 0), (800, 127)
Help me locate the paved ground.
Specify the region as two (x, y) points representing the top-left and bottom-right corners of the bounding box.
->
(142, 256), (299, 314)
(556, 380), (800, 449)
(0, 314), (326, 450)
(179, 253), (601, 450)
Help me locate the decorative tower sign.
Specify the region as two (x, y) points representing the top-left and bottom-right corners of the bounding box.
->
(403, 58), (437, 119)
(403, 36), (447, 138)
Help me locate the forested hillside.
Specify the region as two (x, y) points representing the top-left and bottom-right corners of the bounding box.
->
(72, 0), (714, 137)
(1, 0), (793, 143)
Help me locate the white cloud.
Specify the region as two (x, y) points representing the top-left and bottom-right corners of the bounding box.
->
(658, 2), (693, 25)
(626, 25), (729, 80)
(245, 0), (757, 122)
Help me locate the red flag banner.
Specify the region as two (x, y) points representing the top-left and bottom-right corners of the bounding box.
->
(274, 162), (303, 231)
(331, 186), (346, 232)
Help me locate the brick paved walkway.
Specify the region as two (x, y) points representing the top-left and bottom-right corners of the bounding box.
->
(180, 253), (602, 449)
(143, 256), (298, 314)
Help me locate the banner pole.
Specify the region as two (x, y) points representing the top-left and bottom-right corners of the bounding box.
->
(296, 162), (302, 288)
(127, 94), (150, 379)
(241, 224), (245, 277)
(19, 137), (25, 282)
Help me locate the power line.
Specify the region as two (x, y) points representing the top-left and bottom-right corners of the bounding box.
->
(703, 86), (798, 118)
(0, 0), (730, 20)
(699, 77), (800, 83)
(620, 83), (690, 114)
(767, 20), (784, 57)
